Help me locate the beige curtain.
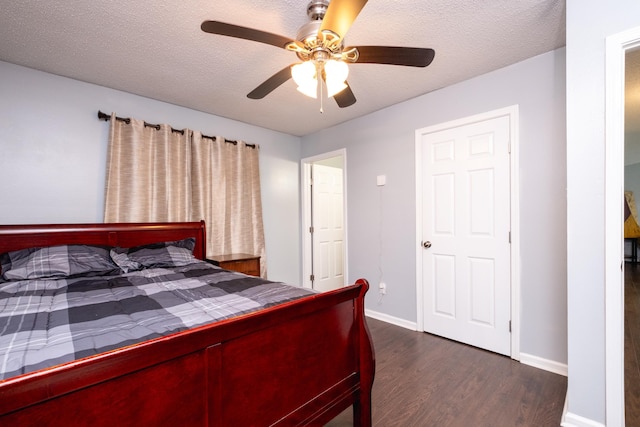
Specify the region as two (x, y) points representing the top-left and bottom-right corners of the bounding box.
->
(104, 114), (267, 277)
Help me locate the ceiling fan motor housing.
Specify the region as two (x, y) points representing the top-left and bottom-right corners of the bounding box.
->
(296, 21), (323, 45)
(297, 0), (330, 44)
(307, 0), (330, 21)
(294, 0), (347, 63)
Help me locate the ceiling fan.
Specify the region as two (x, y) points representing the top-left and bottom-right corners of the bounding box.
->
(201, 0), (435, 108)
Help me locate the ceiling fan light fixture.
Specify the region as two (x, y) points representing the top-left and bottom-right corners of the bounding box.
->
(292, 61), (318, 98)
(324, 59), (349, 97)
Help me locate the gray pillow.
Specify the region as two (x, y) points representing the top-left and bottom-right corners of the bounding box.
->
(110, 238), (199, 273)
(0, 245), (121, 281)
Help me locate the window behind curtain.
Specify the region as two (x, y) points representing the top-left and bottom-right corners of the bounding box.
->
(103, 114), (267, 277)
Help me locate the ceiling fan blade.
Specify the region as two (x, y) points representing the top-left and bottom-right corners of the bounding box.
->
(319, 0), (368, 41)
(351, 46), (436, 67)
(201, 21), (292, 49)
(247, 65), (294, 99)
(333, 82), (357, 108)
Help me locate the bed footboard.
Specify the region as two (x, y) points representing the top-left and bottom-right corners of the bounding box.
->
(0, 222), (374, 426)
(0, 280), (374, 426)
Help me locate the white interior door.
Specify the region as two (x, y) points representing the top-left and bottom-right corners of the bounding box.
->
(420, 114), (512, 356)
(311, 163), (345, 292)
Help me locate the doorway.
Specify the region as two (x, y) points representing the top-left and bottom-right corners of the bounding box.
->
(301, 149), (347, 291)
(415, 106), (520, 358)
(605, 26), (640, 426)
(626, 46), (640, 426)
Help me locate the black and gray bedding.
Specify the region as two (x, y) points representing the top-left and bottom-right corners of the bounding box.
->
(0, 239), (314, 381)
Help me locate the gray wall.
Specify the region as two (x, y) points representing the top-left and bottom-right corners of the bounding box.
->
(566, 0), (640, 423)
(302, 49), (568, 365)
(625, 163), (640, 204)
(0, 60), (302, 285)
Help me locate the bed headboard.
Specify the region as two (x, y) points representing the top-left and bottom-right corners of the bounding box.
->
(0, 221), (207, 260)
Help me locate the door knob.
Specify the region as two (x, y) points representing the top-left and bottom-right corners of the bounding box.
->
(422, 241), (432, 249)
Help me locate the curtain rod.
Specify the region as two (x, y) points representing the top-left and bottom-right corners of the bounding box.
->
(97, 110), (255, 148)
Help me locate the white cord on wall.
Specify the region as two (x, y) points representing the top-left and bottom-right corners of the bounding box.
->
(377, 178), (385, 304)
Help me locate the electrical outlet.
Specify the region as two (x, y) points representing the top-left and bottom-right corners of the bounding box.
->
(379, 282), (386, 295)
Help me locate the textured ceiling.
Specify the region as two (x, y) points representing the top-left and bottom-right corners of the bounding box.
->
(0, 0), (566, 136)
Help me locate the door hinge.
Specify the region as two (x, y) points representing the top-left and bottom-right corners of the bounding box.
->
(310, 274), (315, 282)
(509, 320), (512, 333)
(508, 231), (511, 244)
(309, 226), (314, 234)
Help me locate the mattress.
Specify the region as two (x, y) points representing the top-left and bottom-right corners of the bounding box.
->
(0, 261), (313, 380)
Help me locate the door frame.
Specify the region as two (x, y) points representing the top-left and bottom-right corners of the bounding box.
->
(604, 26), (640, 427)
(414, 106), (521, 360)
(301, 149), (348, 290)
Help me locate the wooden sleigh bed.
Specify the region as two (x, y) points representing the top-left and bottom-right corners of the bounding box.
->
(0, 221), (375, 426)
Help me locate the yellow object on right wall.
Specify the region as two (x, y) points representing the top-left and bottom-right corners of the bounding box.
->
(625, 191), (640, 238)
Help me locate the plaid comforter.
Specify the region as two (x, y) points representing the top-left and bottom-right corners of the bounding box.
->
(0, 261), (314, 381)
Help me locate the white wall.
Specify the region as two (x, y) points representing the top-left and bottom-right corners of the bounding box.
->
(302, 49), (567, 366)
(566, 1), (640, 424)
(0, 61), (302, 285)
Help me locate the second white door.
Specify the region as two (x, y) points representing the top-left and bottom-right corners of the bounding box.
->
(311, 163), (345, 292)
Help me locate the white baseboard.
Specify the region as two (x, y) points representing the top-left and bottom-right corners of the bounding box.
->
(364, 309), (417, 331)
(562, 409), (605, 427)
(560, 392), (604, 427)
(519, 352), (568, 376)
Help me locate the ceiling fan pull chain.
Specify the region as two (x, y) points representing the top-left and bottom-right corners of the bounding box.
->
(319, 71), (324, 114)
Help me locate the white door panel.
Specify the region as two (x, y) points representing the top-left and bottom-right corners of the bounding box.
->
(421, 115), (511, 356)
(312, 163), (345, 292)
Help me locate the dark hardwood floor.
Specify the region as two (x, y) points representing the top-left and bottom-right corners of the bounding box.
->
(327, 317), (567, 427)
(626, 262), (640, 426)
